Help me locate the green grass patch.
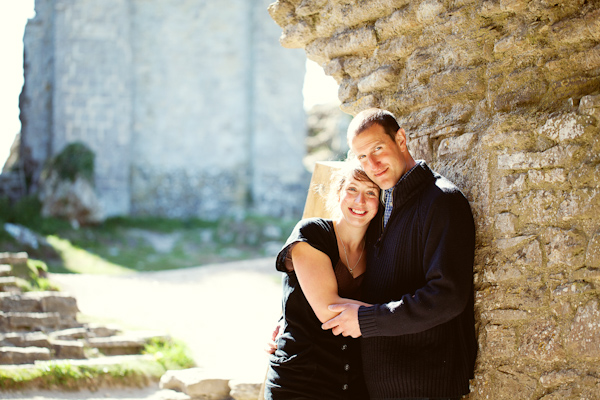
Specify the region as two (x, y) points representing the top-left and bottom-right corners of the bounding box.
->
(143, 337), (195, 371)
(1, 193), (297, 275)
(0, 357), (165, 391)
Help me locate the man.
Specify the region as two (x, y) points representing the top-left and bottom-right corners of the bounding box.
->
(322, 108), (477, 400)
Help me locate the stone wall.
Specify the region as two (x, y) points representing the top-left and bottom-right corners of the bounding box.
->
(269, 1), (600, 398)
(20, 0), (308, 219)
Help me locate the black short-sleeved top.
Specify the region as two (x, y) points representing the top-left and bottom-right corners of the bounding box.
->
(264, 218), (368, 400)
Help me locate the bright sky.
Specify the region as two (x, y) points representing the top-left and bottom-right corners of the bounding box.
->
(0, 1), (339, 168)
(0, 0), (35, 167)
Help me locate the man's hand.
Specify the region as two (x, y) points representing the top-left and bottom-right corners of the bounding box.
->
(321, 303), (362, 338)
(264, 323), (281, 354)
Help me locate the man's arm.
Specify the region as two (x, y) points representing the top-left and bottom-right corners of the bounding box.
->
(324, 189), (475, 337)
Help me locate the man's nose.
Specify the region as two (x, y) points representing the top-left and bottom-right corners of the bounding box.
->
(366, 155), (378, 169)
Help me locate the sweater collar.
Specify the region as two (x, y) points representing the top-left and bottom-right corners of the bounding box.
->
(390, 160), (435, 208)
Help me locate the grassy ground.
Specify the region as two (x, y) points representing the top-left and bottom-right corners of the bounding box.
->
(0, 196), (297, 275)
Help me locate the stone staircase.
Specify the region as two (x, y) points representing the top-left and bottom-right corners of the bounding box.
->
(0, 252), (265, 399)
(0, 253), (167, 368)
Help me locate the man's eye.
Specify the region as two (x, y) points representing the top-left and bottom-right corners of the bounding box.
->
(357, 155), (366, 160)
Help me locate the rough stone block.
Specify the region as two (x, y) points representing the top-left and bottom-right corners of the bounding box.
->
(494, 213), (517, 237)
(0, 277), (19, 291)
(229, 380), (262, 400)
(539, 369), (579, 388)
(324, 26), (377, 60)
(538, 113), (595, 143)
(357, 66), (399, 93)
(0, 293), (40, 312)
(543, 227), (586, 270)
(482, 324), (516, 360)
(437, 133), (476, 158)
(566, 299), (600, 358)
(340, 94), (378, 116)
(481, 309), (529, 324)
(0, 346), (51, 365)
(579, 93), (600, 121)
(86, 336), (146, 356)
(519, 319), (564, 362)
(7, 312), (61, 331)
(0, 332), (50, 348)
(557, 188), (600, 222)
(160, 368), (230, 400)
(37, 292), (79, 315)
(479, 367), (538, 400)
(586, 231), (600, 269)
(0, 265), (12, 277)
(51, 339), (85, 359)
(375, 7), (421, 41)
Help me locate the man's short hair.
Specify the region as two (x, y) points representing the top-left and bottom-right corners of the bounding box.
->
(347, 108), (401, 145)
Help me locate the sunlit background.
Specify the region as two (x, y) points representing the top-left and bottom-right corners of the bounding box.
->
(0, 0), (339, 168)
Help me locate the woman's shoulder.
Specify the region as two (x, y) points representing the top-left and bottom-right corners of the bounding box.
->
(287, 218), (335, 244)
(294, 217), (334, 232)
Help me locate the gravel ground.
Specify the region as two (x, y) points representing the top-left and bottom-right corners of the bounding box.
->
(3, 257), (282, 400)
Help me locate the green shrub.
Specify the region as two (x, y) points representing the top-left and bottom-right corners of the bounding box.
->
(44, 142), (95, 183)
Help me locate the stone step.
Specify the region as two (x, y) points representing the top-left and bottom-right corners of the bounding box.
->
(0, 346), (51, 365)
(0, 264), (12, 277)
(50, 338), (85, 359)
(0, 291), (79, 314)
(0, 311), (64, 332)
(0, 353), (156, 370)
(0, 332), (51, 348)
(0, 276), (19, 292)
(86, 332), (165, 356)
(0, 252), (28, 267)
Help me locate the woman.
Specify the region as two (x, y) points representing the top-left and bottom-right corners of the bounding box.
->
(264, 162), (380, 400)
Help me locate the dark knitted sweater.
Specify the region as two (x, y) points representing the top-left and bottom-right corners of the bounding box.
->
(358, 161), (477, 399)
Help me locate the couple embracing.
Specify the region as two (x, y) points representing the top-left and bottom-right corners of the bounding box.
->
(264, 108), (477, 400)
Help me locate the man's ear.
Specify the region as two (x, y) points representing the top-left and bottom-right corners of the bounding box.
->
(395, 128), (408, 151)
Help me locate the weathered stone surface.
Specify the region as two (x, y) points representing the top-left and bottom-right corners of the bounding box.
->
(269, 0), (600, 396)
(50, 339), (85, 359)
(39, 172), (104, 225)
(229, 380), (262, 400)
(566, 300), (600, 358)
(519, 319), (565, 362)
(0, 332), (50, 348)
(86, 336), (146, 356)
(0, 346), (51, 365)
(481, 324), (517, 360)
(4, 311), (61, 332)
(159, 368), (230, 399)
(543, 227), (587, 270)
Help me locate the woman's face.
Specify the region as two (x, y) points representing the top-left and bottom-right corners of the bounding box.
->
(338, 176), (380, 228)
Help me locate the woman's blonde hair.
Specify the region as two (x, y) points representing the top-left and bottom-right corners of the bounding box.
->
(323, 161), (378, 218)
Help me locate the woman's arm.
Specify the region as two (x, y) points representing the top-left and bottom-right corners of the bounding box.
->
(291, 242), (370, 323)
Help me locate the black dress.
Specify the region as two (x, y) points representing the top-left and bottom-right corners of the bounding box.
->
(264, 218), (369, 400)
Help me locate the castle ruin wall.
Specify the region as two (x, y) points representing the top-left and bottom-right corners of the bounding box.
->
(269, 0), (600, 398)
(20, 0), (308, 219)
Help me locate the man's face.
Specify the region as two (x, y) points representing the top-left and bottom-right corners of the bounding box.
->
(350, 124), (408, 190)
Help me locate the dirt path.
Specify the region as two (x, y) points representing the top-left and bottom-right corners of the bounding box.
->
(4, 257), (282, 399)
